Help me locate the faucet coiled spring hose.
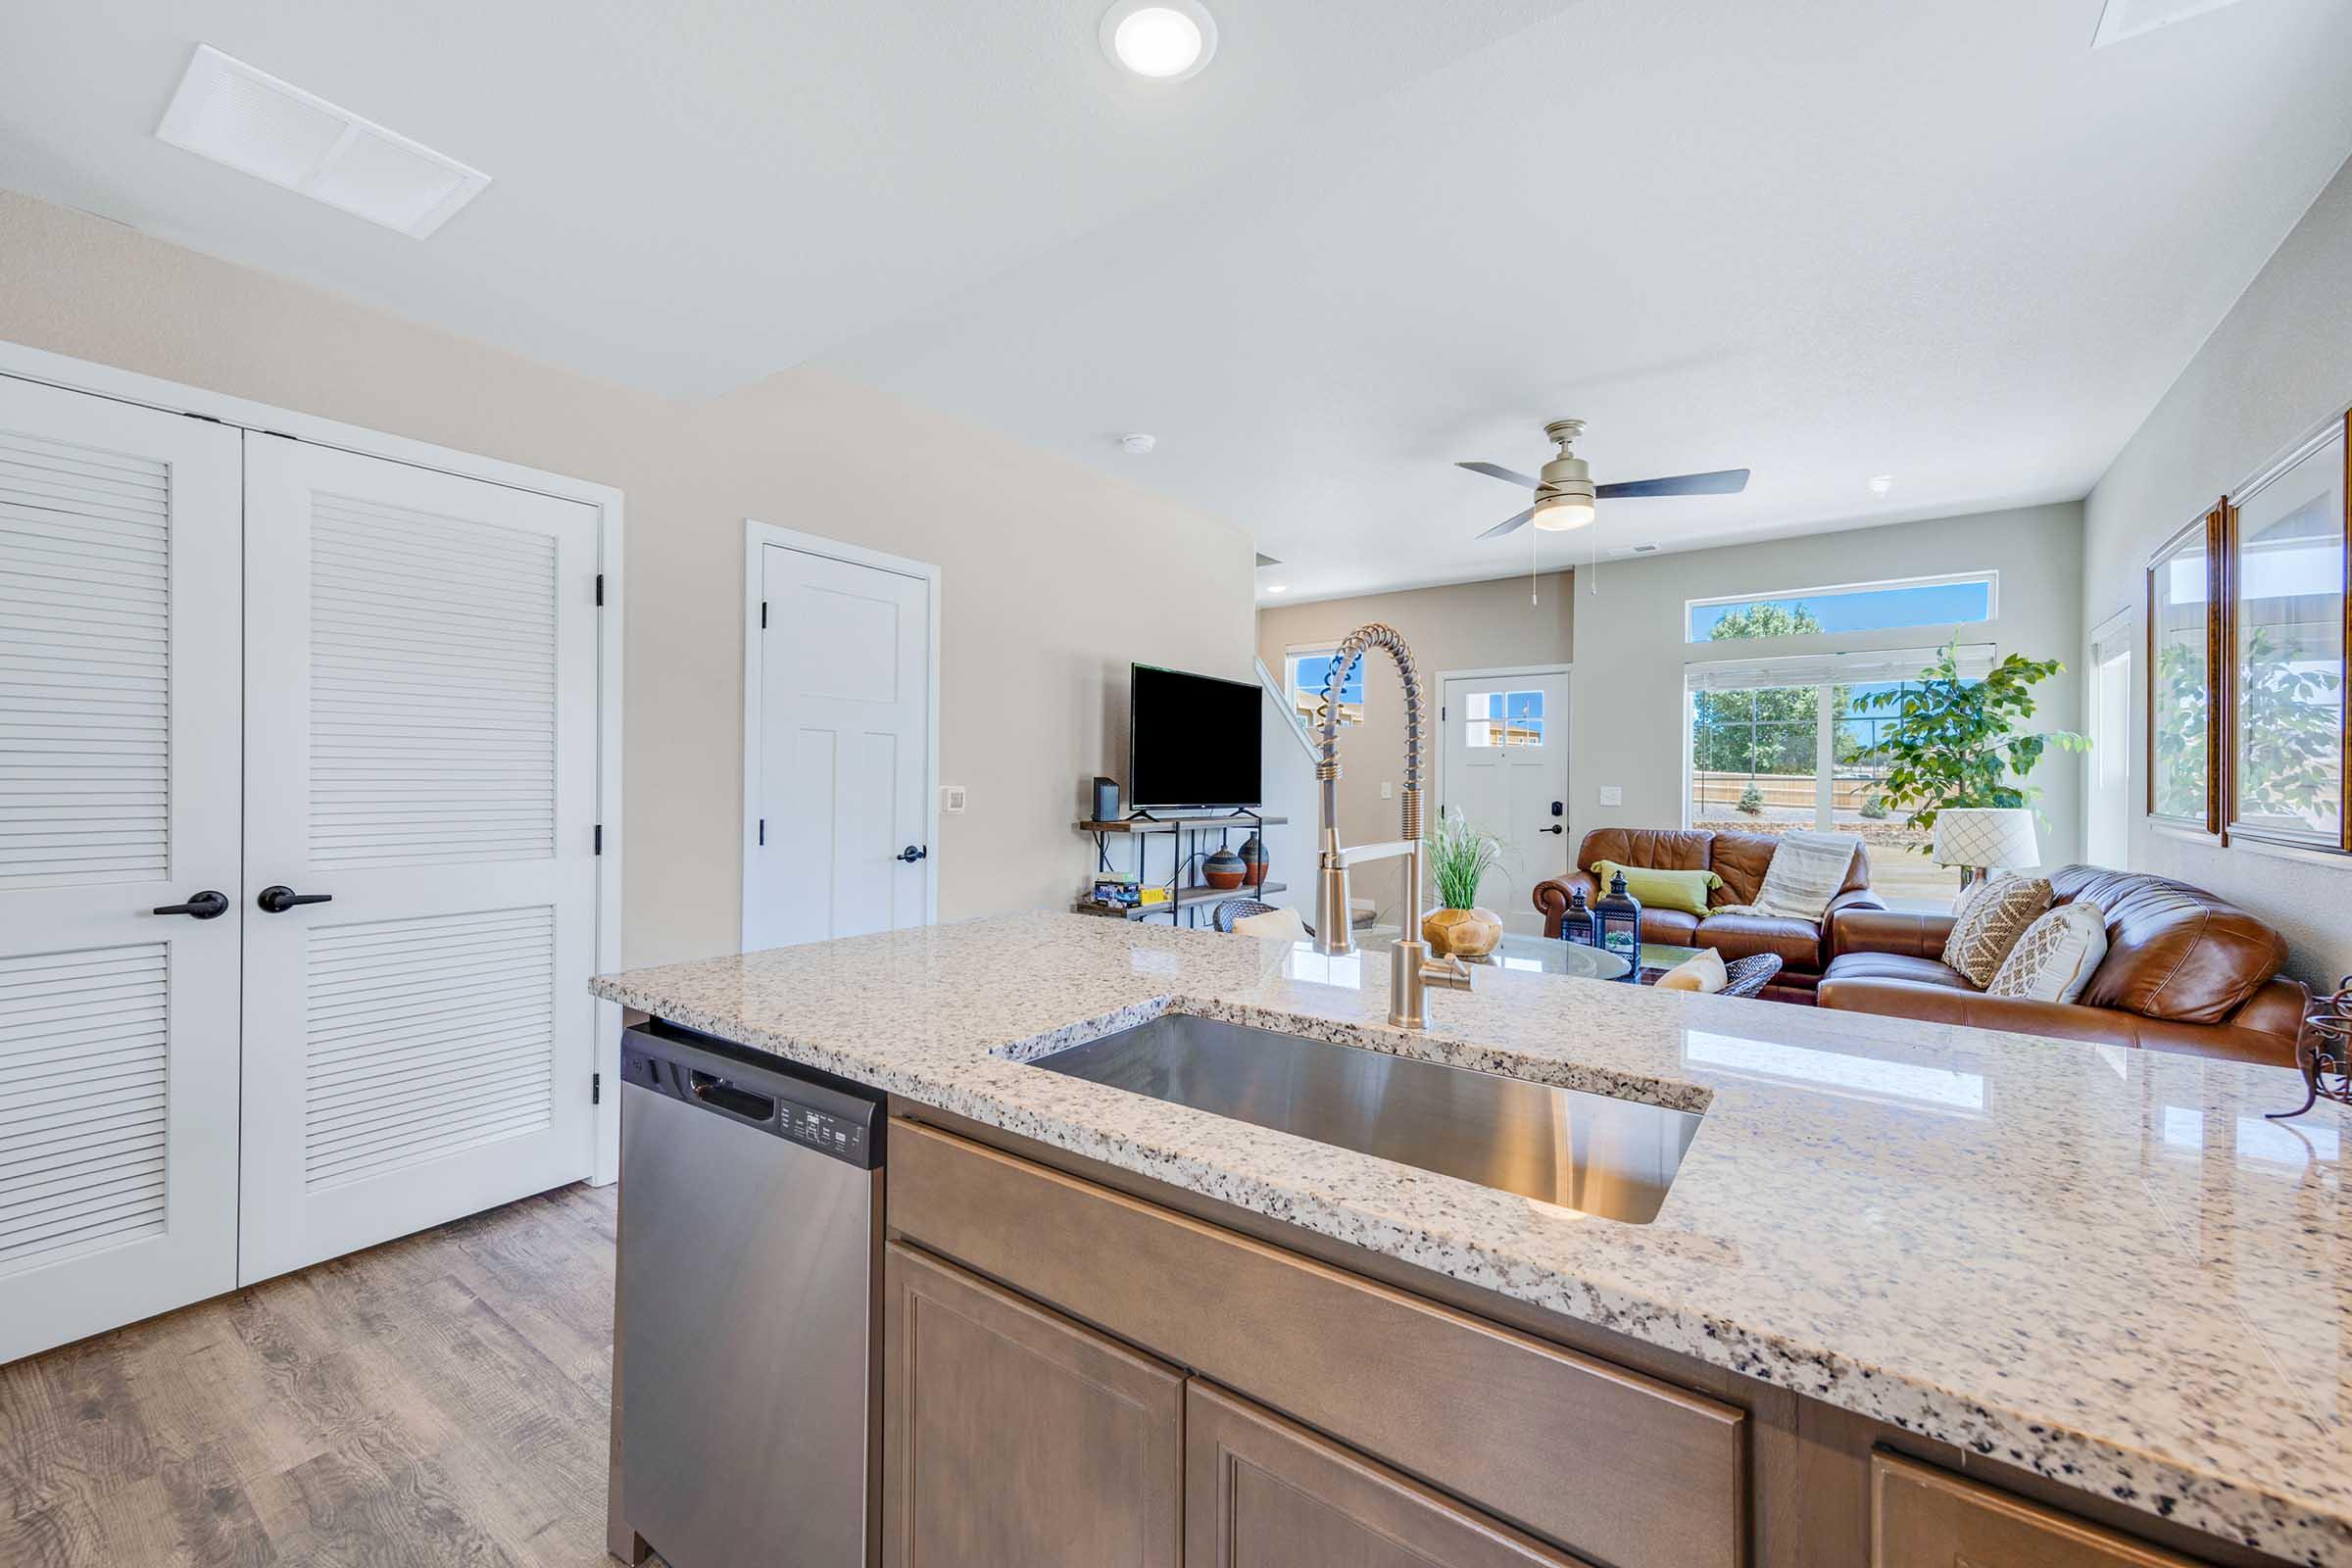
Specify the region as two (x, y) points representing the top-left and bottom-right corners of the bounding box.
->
(1313, 622), (1424, 842)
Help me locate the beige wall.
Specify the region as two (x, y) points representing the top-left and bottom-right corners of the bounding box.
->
(1568, 503), (2086, 891)
(2082, 153), (2352, 987)
(0, 187), (1255, 968)
(1256, 573), (1574, 919)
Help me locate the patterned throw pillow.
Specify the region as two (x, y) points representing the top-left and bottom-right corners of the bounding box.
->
(1941, 874), (2053, 987)
(1986, 902), (2109, 1004)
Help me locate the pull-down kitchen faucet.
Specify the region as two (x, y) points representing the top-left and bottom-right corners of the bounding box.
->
(1311, 623), (1472, 1029)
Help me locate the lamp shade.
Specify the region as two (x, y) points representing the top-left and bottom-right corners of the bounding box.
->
(1932, 808), (2038, 870)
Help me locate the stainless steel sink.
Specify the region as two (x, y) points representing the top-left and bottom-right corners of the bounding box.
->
(1033, 1013), (1701, 1223)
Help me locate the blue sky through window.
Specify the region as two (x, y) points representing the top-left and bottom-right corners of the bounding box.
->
(1690, 579), (1993, 641)
(1292, 653), (1365, 705)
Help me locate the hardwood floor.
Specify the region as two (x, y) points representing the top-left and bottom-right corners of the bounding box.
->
(0, 1183), (643, 1567)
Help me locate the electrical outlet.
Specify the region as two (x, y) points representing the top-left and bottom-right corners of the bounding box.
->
(1598, 786), (1623, 808)
(1379, 781), (1393, 800)
(942, 785), (967, 814)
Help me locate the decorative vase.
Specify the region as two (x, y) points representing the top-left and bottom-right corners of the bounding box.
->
(1238, 831), (1268, 882)
(1422, 906), (1503, 958)
(1201, 846), (1248, 890)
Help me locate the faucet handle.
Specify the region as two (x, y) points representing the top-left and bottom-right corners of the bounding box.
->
(1422, 953), (1475, 991)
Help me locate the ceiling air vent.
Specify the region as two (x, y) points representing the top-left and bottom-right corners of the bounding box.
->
(156, 45), (490, 238)
(2092, 0), (2262, 47)
(1606, 543), (1664, 559)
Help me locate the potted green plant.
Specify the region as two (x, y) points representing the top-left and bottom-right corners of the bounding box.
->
(1422, 807), (1506, 958)
(1854, 639), (2085, 855)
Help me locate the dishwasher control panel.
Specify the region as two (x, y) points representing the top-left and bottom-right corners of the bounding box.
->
(785, 1104), (867, 1161)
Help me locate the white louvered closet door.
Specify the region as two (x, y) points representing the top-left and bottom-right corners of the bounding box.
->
(239, 436), (599, 1286)
(0, 376), (242, 1363)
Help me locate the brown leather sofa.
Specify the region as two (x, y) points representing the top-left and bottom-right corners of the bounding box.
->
(1820, 864), (2310, 1067)
(1534, 828), (1882, 999)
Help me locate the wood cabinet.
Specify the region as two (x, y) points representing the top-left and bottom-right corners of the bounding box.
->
(1186, 1380), (1594, 1568)
(882, 1241), (1184, 1568)
(1872, 1452), (2208, 1568)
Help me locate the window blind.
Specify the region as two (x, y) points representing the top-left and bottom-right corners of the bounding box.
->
(1682, 643), (1994, 693)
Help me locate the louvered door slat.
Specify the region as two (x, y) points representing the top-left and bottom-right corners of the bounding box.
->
(0, 428), (169, 891)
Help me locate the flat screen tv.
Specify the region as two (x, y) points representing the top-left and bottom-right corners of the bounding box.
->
(1128, 664), (1263, 810)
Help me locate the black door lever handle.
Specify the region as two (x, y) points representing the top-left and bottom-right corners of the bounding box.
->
(257, 885), (333, 913)
(1539, 824), (1565, 835)
(152, 890), (229, 919)
(895, 845), (928, 864)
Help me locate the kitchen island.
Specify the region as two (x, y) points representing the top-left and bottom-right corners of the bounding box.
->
(593, 910), (2348, 1568)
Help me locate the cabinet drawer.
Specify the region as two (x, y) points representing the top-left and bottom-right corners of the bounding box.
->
(888, 1118), (1744, 1568)
(1871, 1452), (2211, 1568)
(883, 1242), (1185, 1568)
(1188, 1380), (1596, 1568)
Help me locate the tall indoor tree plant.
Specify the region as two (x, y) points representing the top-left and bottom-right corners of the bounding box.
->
(1856, 641), (2084, 854)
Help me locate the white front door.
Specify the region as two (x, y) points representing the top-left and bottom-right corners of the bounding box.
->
(238, 437), (600, 1286)
(2087, 647), (2132, 867)
(747, 540), (932, 951)
(1440, 672), (1570, 934)
(0, 375), (243, 1361)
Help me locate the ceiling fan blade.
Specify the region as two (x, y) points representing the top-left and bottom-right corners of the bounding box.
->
(1457, 461), (1541, 490)
(1594, 467), (1750, 500)
(1477, 508), (1536, 540)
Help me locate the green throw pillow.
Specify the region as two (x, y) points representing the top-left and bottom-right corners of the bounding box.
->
(1592, 860), (1721, 917)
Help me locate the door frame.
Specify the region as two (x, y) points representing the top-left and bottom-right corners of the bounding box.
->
(0, 337), (630, 1188)
(740, 520), (941, 951)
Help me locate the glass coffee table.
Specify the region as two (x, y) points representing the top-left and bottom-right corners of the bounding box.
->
(1357, 927), (1632, 981)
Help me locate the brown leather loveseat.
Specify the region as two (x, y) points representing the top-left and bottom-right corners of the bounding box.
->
(1819, 864), (2310, 1067)
(1534, 828), (1882, 998)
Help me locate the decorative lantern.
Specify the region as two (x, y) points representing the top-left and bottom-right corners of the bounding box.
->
(1593, 869), (1643, 979)
(1558, 885), (1599, 953)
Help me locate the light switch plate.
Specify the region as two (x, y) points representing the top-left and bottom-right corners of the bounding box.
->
(1598, 786), (1623, 808)
(942, 785), (967, 814)
(1380, 781), (1393, 800)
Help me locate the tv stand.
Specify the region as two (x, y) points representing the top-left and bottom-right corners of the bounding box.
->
(1075, 812), (1287, 927)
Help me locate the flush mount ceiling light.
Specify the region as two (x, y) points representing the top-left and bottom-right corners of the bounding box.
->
(156, 44), (490, 238)
(1119, 431), (1157, 455)
(1101, 1), (1217, 80)
(1264, 584), (1288, 594)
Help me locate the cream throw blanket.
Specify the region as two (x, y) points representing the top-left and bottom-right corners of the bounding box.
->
(1716, 831), (1859, 921)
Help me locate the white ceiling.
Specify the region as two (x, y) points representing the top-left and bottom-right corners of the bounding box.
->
(5, 0), (2351, 603)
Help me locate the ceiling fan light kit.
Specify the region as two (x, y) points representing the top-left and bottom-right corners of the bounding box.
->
(1457, 417), (1751, 541)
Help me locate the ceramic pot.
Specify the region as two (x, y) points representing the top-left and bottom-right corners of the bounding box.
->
(1201, 846), (1249, 890)
(1238, 831), (1268, 880)
(1422, 906), (1503, 958)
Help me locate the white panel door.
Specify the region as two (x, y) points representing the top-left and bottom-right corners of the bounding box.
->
(0, 375), (242, 1362)
(1440, 672), (1570, 934)
(239, 436), (599, 1285)
(748, 543), (930, 950)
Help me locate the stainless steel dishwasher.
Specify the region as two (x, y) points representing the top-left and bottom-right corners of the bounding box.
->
(617, 1019), (883, 1568)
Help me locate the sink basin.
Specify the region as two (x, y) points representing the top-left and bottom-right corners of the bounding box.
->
(1033, 1013), (1701, 1223)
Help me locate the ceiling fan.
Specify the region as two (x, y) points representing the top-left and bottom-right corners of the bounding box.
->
(1458, 418), (1749, 539)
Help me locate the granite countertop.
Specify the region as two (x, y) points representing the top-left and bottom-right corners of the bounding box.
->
(592, 911), (2349, 1563)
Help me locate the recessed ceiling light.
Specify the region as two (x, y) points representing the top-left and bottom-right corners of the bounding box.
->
(1101, 1), (1217, 80)
(155, 45), (489, 238)
(1868, 474), (1895, 497)
(1265, 584), (1288, 594)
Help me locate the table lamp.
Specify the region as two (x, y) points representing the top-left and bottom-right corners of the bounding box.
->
(1931, 808), (2038, 888)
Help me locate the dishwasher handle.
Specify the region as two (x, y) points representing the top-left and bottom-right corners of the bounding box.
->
(690, 1070), (776, 1123)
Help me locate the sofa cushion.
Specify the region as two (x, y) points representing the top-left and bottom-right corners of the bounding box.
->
(1579, 827), (1713, 876)
(1696, 912), (1824, 970)
(1987, 902), (2109, 1004)
(1941, 874), (2051, 986)
(1633, 908), (1703, 946)
(1703, 832), (1778, 906)
(1594, 859), (1720, 916)
(1821, 952), (1978, 990)
(2049, 865), (2287, 1023)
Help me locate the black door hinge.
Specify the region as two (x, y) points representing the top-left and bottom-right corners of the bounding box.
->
(592, 1072), (602, 1106)
(594, 823), (603, 855)
(758, 817), (766, 847)
(760, 600), (768, 630)
(595, 573), (605, 607)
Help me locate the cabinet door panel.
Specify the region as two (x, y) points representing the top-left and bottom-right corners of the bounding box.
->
(1871, 1452), (2207, 1568)
(883, 1241), (1182, 1568)
(1187, 1381), (1594, 1568)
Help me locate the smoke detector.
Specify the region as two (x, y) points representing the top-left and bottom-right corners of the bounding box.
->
(1118, 433), (1157, 456)
(156, 45), (491, 238)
